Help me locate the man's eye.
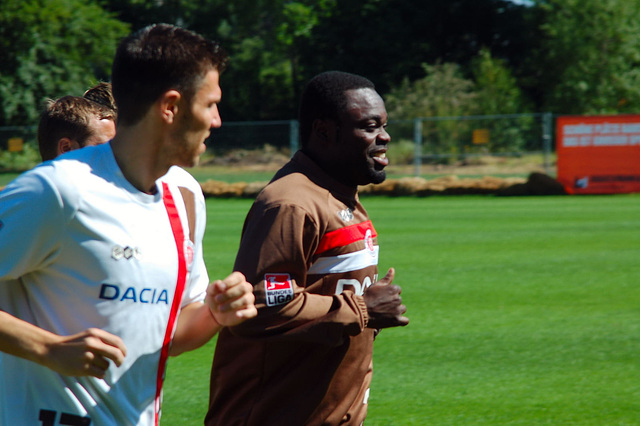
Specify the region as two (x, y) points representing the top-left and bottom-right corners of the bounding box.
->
(364, 124), (386, 133)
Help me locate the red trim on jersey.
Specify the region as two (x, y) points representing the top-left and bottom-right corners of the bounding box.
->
(155, 183), (189, 425)
(315, 220), (377, 255)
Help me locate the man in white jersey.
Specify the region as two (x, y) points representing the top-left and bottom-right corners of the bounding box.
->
(37, 85), (215, 363)
(42, 85), (200, 244)
(0, 24), (256, 425)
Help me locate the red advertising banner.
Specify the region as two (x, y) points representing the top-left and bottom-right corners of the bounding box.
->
(556, 115), (640, 194)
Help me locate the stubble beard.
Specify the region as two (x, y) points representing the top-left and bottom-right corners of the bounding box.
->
(367, 168), (387, 185)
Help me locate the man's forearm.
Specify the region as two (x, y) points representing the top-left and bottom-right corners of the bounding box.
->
(0, 310), (53, 365)
(170, 302), (221, 356)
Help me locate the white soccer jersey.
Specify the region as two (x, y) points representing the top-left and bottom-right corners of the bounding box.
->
(0, 143), (209, 426)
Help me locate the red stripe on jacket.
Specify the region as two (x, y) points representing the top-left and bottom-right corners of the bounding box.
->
(315, 220), (377, 255)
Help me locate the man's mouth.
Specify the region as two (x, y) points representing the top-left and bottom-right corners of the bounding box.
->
(372, 151), (389, 167)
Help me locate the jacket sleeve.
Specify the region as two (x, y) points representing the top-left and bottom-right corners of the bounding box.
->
(229, 202), (369, 346)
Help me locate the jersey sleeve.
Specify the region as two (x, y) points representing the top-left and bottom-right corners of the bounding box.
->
(230, 203), (369, 346)
(0, 169), (67, 280)
(180, 186), (209, 306)
(167, 173), (210, 307)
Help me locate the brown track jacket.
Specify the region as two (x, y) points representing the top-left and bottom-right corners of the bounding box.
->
(206, 151), (380, 426)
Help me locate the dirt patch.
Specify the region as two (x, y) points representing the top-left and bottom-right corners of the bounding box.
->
(197, 149), (563, 197)
(202, 146), (290, 169)
(389, 154), (551, 178)
(204, 148), (552, 177)
(199, 172), (566, 198)
(1, 151), (560, 196)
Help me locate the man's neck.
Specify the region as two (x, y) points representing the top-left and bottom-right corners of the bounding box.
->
(301, 147), (357, 191)
(110, 125), (169, 194)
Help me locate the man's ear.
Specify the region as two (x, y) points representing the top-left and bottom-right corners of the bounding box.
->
(159, 90), (182, 124)
(312, 119), (333, 143)
(58, 138), (76, 155)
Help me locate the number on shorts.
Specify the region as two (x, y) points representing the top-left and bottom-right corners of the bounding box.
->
(39, 410), (91, 426)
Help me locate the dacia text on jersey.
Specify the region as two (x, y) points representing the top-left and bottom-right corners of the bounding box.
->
(99, 284), (169, 304)
(100, 244), (169, 304)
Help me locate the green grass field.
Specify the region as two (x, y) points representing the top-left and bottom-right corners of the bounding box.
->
(160, 194), (639, 425)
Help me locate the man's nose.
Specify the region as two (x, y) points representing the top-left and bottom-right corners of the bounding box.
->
(211, 105), (222, 128)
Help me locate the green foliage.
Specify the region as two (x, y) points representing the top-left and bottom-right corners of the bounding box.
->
(0, 0), (129, 126)
(534, 0), (640, 114)
(472, 49), (527, 116)
(386, 63), (477, 120)
(0, 142), (40, 171)
(276, 2), (319, 47)
(99, 0), (302, 120)
(385, 63), (478, 159)
(4, 0), (640, 126)
(386, 139), (416, 166)
(385, 63), (476, 159)
(383, 52), (538, 155)
(97, 0), (202, 29)
(470, 49), (535, 152)
(384, 61), (534, 157)
(385, 52), (526, 121)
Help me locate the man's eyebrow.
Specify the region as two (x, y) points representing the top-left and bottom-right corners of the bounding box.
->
(359, 114), (386, 123)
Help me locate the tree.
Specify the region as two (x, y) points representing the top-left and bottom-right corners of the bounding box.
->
(471, 49), (534, 152)
(0, 0), (129, 126)
(531, 0), (640, 114)
(385, 63), (477, 120)
(385, 63), (477, 156)
(299, 0), (534, 96)
(98, 0), (205, 29)
(275, 1), (335, 107)
(472, 49), (528, 115)
(384, 54), (534, 155)
(94, 0), (536, 121)
(211, 0), (334, 121)
(101, 0), (322, 121)
(213, 0), (300, 121)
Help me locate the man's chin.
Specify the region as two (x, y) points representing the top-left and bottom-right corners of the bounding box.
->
(367, 169), (387, 185)
(173, 156), (199, 169)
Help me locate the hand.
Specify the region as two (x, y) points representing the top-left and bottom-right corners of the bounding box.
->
(363, 268), (409, 329)
(206, 271), (257, 327)
(43, 328), (127, 379)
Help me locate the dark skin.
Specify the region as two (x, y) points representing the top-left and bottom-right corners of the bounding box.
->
(305, 88), (409, 330)
(363, 268), (409, 329)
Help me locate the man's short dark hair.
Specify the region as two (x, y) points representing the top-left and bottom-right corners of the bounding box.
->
(111, 23), (229, 126)
(37, 96), (116, 161)
(298, 71), (375, 148)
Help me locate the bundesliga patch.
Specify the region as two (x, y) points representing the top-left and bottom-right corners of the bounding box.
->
(264, 273), (294, 307)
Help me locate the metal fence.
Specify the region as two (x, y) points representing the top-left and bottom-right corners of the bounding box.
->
(0, 113), (554, 176)
(386, 112), (554, 176)
(207, 120), (299, 153)
(0, 126), (37, 151)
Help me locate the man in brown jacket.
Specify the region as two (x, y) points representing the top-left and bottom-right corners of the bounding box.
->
(206, 71), (409, 425)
